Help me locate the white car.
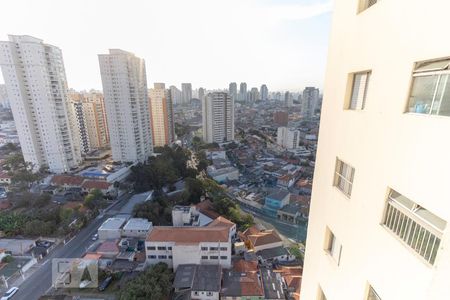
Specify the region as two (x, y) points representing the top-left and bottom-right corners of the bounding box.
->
(91, 234), (99, 241)
(1, 287), (18, 300)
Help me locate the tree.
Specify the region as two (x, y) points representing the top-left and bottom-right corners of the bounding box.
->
(183, 178), (204, 204)
(118, 263), (173, 300)
(84, 189), (105, 210)
(34, 193), (51, 208)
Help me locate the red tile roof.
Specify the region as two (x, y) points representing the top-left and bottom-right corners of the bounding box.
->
(147, 226), (229, 243)
(195, 199), (220, 219)
(51, 175), (85, 186)
(96, 240), (119, 254)
(208, 216), (235, 229)
(81, 180), (111, 190)
(241, 227), (283, 248)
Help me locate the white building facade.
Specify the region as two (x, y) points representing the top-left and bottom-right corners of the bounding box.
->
(276, 127), (300, 149)
(301, 1), (450, 300)
(98, 49), (153, 162)
(202, 92), (234, 143)
(0, 35), (81, 173)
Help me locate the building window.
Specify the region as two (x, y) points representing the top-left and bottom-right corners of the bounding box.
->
(324, 227), (342, 265)
(148, 255), (156, 259)
(210, 247), (218, 251)
(359, 0), (378, 12)
(407, 58), (450, 116)
(220, 256), (227, 260)
(367, 285), (381, 300)
(210, 256), (218, 260)
(157, 246), (166, 250)
(201, 256), (208, 259)
(147, 246), (155, 250)
(158, 255), (167, 259)
(333, 158), (355, 197)
(168, 255), (173, 259)
(206, 292), (213, 296)
(201, 247), (208, 251)
(348, 71), (370, 110)
(382, 189), (446, 265)
(168, 246), (172, 250)
(220, 247), (227, 251)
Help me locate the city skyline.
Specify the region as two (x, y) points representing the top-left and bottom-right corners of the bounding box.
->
(0, 0), (332, 92)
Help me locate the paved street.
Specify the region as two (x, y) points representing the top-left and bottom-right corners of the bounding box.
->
(12, 194), (131, 300)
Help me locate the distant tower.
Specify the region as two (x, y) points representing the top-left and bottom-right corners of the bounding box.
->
(250, 87), (259, 102)
(285, 91), (293, 107)
(302, 87), (319, 119)
(239, 82), (247, 102)
(98, 49), (153, 162)
(169, 85), (182, 105)
(260, 84), (269, 101)
(229, 82), (237, 101)
(198, 87), (205, 101)
(181, 83), (192, 104)
(0, 35), (81, 173)
(202, 92), (234, 143)
(149, 83), (175, 147)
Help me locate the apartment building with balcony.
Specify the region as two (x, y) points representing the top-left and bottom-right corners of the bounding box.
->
(0, 35), (81, 173)
(301, 1), (450, 299)
(148, 83), (175, 147)
(98, 49), (153, 162)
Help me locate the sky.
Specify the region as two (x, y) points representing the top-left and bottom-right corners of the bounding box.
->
(0, 0), (332, 92)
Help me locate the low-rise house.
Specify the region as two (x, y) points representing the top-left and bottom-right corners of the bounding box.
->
(81, 180), (113, 195)
(256, 246), (295, 263)
(51, 175), (85, 189)
(239, 226), (283, 252)
(207, 165), (239, 183)
(96, 240), (120, 258)
(221, 258), (264, 300)
(98, 217), (128, 240)
(146, 226), (232, 270)
(173, 264), (222, 300)
(277, 203), (301, 224)
(263, 190), (290, 217)
(122, 218), (152, 238)
(260, 267), (286, 300)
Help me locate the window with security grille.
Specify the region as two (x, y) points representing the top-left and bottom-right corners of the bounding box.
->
(383, 189), (446, 265)
(349, 71), (371, 110)
(407, 58), (450, 116)
(333, 158), (355, 197)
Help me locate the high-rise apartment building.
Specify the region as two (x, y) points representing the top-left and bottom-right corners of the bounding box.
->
(198, 87), (205, 102)
(302, 86), (319, 119)
(301, 1), (450, 300)
(260, 84), (268, 101)
(0, 35), (80, 173)
(229, 82), (237, 101)
(68, 90), (109, 154)
(181, 83), (192, 105)
(98, 49), (153, 163)
(239, 82), (247, 102)
(285, 91), (293, 107)
(169, 85), (182, 105)
(273, 111), (289, 127)
(276, 127), (299, 149)
(202, 92), (234, 143)
(250, 87), (259, 102)
(148, 83), (175, 147)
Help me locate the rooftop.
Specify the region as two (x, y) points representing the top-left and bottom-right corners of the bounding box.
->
(174, 264), (222, 292)
(123, 218), (152, 231)
(267, 190), (290, 201)
(147, 226), (229, 243)
(98, 217), (127, 231)
(256, 246), (290, 260)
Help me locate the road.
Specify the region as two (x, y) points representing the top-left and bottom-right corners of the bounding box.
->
(13, 193), (131, 300)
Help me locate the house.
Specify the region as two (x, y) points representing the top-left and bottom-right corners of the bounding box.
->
(122, 218), (152, 238)
(96, 240), (120, 258)
(263, 190), (290, 217)
(274, 266), (302, 300)
(239, 226), (283, 252)
(173, 264), (222, 300)
(256, 246), (295, 263)
(221, 259), (264, 300)
(81, 180), (113, 195)
(195, 200), (221, 219)
(277, 203), (301, 224)
(51, 175), (85, 189)
(260, 267), (286, 299)
(98, 217), (128, 240)
(207, 166), (239, 183)
(145, 226), (232, 270)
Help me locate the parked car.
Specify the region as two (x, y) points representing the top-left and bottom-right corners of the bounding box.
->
(36, 240), (51, 248)
(1, 287), (18, 300)
(91, 234), (99, 241)
(98, 276), (113, 292)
